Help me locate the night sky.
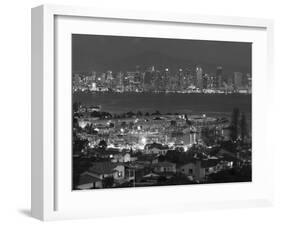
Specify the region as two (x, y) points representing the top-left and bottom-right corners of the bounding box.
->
(72, 34), (252, 75)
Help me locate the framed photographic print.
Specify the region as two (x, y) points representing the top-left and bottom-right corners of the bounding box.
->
(31, 4), (274, 221)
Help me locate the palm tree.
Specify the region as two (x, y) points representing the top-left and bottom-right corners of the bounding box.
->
(240, 113), (248, 143)
(230, 108), (240, 141)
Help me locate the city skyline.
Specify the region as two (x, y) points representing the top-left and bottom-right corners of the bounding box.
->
(72, 64), (252, 94)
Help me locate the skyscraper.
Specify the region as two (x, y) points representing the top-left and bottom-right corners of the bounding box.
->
(164, 68), (170, 91)
(182, 68), (190, 90)
(116, 72), (124, 92)
(177, 68), (184, 91)
(246, 73), (252, 93)
(196, 66), (203, 89)
(246, 73), (252, 87)
(215, 66), (223, 89)
(227, 74), (234, 88)
(202, 73), (209, 90)
(233, 72), (243, 90)
(208, 73), (216, 89)
(143, 66), (153, 92)
(185, 68), (194, 87)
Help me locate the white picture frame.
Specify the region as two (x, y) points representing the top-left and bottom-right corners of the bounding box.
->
(31, 4), (274, 221)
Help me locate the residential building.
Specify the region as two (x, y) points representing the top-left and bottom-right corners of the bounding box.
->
(88, 162), (125, 181)
(144, 142), (169, 155)
(153, 161), (176, 173)
(76, 172), (103, 190)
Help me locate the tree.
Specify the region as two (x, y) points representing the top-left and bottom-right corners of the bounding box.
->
(136, 111), (143, 117)
(163, 150), (194, 165)
(73, 116), (79, 129)
(201, 126), (217, 146)
(240, 113), (248, 143)
(98, 140), (107, 151)
(72, 102), (80, 113)
(166, 173), (194, 185)
(230, 108), (240, 141)
(208, 166), (252, 183)
(170, 120), (177, 127)
(102, 176), (114, 188)
(152, 110), (161, 116)
(72, 132), (88, 155)
(90, 111), (100, 118)
(84, 123), (93, 133)
(121, 121), (127, 127)
(128, 121), (134, 129)
(185, 114), (192, 125)
(126, 111), (135, 118)
(72, 156), (92, 189)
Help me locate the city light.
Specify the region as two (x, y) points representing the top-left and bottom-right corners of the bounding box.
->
(141, 137), (147, 145)
(72, 65), (251, 95)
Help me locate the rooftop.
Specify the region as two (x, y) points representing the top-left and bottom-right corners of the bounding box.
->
(153, 161), (176, 168)
(78, 172), (102, 185)
(201, 159), (220, 168)
(88, 162), (122, 175)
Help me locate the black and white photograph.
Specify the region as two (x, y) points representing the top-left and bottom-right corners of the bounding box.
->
(72, 34), (252, 190)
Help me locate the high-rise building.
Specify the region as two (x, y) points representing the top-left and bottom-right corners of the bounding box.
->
(144, 71), (152, 85)
(181, 69), (190, 90)
(90, 71), (97, 81)
(207, 73), (216, 89)
(164, 68), (170, 91)
(246, 73), (252, 87)
(246, 73), (252, 93)
(105, 71), (113, 88)
(100, 73), (106, 84)
(132, 66), (143, 92)
(143, 66), (153, 92)
(233, 72), (243, 90)
(215, 66), (223, 89)
(123, 72), (130, 91)
(227, 74), (233, 88)
(241, 72), (250, 87)
(177, 68), (184, 91)
(116, 72), (124, 92)
(185, 68), (194, 87)
(135, 65), (141, 72)
(106, 70), (113, 80)
(125, 72), (138, 92)
(153, 70), (163, 91)
(170, 72), (178, 91)
(134, 65), (142, 83)
(73, 74), (81, 84)
(196, 65), (203, 89)
(202, 73), (209, 89)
